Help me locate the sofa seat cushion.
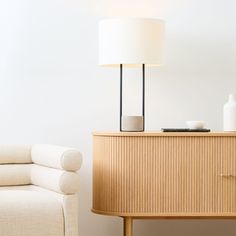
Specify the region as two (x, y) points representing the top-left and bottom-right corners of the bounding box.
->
(0, 190), (64, 236)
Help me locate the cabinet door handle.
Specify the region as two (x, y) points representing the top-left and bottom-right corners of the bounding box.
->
(219, 174), (235, 178)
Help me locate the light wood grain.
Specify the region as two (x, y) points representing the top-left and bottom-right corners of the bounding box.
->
(93, 131), (236, 137)
(92, 133), (236, 217)
(124, 217), (133, 236)
(92, 209), (236, 219)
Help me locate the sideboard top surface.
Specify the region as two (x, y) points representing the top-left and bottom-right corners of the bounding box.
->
(93, 131), (236, 137)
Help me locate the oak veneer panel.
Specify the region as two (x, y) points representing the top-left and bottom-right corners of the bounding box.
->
(93, 132), (236, 137)
(92, 133), (236, 217)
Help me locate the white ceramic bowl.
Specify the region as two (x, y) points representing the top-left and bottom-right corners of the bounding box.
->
(186, 121), (205, 129)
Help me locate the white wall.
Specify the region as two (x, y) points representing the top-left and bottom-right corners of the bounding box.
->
(1, 0), (236, 235)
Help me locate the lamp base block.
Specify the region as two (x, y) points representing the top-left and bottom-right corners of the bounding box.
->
(121, 116), (144, 132)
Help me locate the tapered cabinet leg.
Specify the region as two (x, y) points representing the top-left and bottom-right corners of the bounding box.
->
(123, 217), (133, 236)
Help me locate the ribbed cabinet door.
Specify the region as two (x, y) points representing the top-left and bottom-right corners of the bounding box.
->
(220, 137), (236, 212)
(92, 135), (236, 216)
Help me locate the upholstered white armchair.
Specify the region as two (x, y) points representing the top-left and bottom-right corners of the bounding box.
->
(0, 144), (82, 236)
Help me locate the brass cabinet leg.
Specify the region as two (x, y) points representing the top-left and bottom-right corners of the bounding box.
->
(123, 217), (133, 236)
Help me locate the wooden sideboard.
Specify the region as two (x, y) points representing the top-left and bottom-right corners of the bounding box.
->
(92, 132), (236, 236)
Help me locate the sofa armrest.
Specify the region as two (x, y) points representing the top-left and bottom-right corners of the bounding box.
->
(31, 164), (80, 195)
(31, 144), (82, 171)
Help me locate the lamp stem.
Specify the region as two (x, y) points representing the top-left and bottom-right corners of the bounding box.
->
(142, 64), (145, 131)
(120, 64), (123, 132)
(120, 64), (145, 132)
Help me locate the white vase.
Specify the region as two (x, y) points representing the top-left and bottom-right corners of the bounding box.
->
(224, 94), (236, 131)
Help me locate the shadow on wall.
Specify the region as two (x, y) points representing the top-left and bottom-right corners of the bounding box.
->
(160, 35), (236, 79)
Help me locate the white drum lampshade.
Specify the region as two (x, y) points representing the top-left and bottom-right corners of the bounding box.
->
(99, 18), (165, 131)
(99, 18), (165, 67)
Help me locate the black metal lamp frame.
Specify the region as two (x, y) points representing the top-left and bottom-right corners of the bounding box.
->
(119, 64), (145, 132)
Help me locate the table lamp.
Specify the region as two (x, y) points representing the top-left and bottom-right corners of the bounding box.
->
(99, 18), (165, 131)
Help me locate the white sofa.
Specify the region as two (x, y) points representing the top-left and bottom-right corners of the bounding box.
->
(0, 144), (82, 236)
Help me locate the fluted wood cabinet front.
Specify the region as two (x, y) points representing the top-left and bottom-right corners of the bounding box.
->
(92, 132), (236, 236)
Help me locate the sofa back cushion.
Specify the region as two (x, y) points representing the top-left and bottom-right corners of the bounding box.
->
(0, 164), (31, 186)
(31, 144), (82, 171)
(0, 145), (32, 164)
